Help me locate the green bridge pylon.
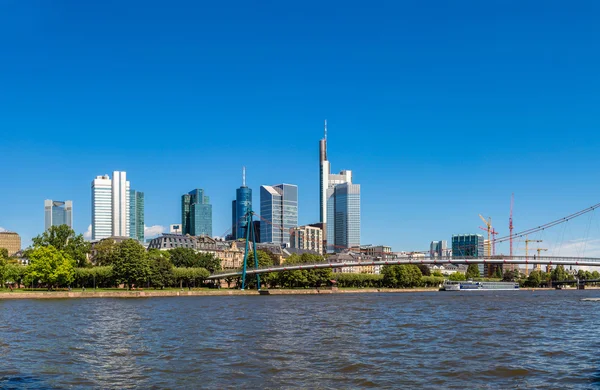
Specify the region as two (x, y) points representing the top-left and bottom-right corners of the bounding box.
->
(241, 209), (261, 290)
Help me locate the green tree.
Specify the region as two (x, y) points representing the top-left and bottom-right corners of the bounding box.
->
(168, 248), (197, 267)
(243, 250), (273, 289)
(448, 272), (466, 281)
(5, 264), (26, 287)
(465, 264), (480, 279)
(93, 238), (117, 266)
(0, 248), (8, 260)
(148, 250), (174, 289)
(551, 265), (568, 282)
(397, 264), (423, 287)
(112, 239), (149, 289)
(25, 246), (75, 289)
(417, 264), (431, 276)
(195, 253), (221, 273)
(432, 270), (444, 277)
(382, 265), (422, 288)
(526, 270), (543, 287)
(0, 255), (6, 288)
(493, 267), (503, 279)
(31, 225), (91, 267)
(173, 267), (210, 289)
(502, 269), (520, 282)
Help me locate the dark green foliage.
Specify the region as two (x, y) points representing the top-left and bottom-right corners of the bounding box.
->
(149, 250), (174, 289)
(465, 264), (480, 279)
(111, 239), (149, 289)
(551, 265), (568, 281)
(502, 269), (520, 282)
(93, 239), (117, 266)
(493, 267), (503, 279)
(168, 248), (221, 272)
(417, 264), (431, 276)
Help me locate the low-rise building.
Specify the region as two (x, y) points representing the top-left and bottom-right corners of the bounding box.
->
(0, 231), (21, 256)
(147, 234), (197, 250)
(328, 251), (378, 274)
(290, 225), (323, 255)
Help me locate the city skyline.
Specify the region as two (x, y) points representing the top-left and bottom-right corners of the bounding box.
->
(2, 2), (600, 256)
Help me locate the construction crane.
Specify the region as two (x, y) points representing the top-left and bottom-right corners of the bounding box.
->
(535, 248), (548, 272)
(524, 236), (543, 276)
(478, 225), (498, 255)
(509, 193), (514, 257)
(479, 214), (494, 257)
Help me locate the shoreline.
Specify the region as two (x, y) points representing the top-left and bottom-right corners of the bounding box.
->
(0, 287), (594, 299)
(0, 288), (439, 299)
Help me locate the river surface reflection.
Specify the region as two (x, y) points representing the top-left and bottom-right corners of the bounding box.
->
(1, 290), (600, 389)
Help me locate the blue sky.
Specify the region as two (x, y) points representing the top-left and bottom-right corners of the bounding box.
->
(2, 0), (600, 256)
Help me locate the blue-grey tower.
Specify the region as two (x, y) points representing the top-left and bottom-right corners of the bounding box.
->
(232, 167), (252, 239)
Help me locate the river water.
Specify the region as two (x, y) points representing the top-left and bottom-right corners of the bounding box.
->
(1, 290), (600, 389)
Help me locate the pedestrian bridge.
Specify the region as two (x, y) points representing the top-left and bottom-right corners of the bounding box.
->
(207, 256), (600, 279)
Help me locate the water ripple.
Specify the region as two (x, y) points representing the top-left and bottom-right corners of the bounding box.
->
(1, 291), (600, 388)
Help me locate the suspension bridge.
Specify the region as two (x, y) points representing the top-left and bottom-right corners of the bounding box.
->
(207, 255), (600, 280)
(217, 200), (600, 288)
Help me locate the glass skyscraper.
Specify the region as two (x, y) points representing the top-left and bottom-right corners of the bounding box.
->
(44, 200), (73, 231)
(231, 167), (252, 239)
(129, 190), (144, 242)
(182, 189), (212, 236)
(260, 184), (298, 245)
(333, 183), (361, 251)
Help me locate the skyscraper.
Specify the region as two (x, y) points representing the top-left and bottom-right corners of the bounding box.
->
(92, 174), (112, 240)
(232, 167), (252, 239)
(319, 121), (361, 252)
(91, 171), (132, 240)
(44, 200), (73, 231)
(181, 189), (212, 236)
(260, 184), (298, 245)
(333, 182), (361, 251)
(129, 190), (144, 242)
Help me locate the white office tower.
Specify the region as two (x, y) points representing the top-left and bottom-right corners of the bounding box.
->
(112, 171), (130, 237)
(91, 171), (130, 240)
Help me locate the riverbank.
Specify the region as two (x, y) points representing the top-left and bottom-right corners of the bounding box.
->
(0, 286), (595, 299)
(0, 287), (442, 299)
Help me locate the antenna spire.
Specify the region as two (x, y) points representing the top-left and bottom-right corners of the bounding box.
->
(324, 119), (327, 141)
(242, 166), (246, 187)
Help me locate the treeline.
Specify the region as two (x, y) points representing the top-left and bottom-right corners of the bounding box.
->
(0, 225), (218, 290)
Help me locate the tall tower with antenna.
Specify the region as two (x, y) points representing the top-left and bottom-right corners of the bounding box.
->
(232, 166), (253, 240)
(319, 120), (360, 253)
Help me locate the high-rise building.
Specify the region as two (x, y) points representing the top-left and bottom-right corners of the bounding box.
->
(44, 200), (73, 231)
(91, 171), (132, 240)
(182, 189), (212, 236)
(92, 174), (112, 240)
(260, 184), (298, 245)
(319, 121), (360, 252)
(452, 234), (485, 276)
(232, 167), (252, 239)
(332, 182), (361, 251)
(0, 231), (21, 256)
(430, 240), (448, 258)
(129, 190), (144, 242)
(290, 225), (323, 254)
